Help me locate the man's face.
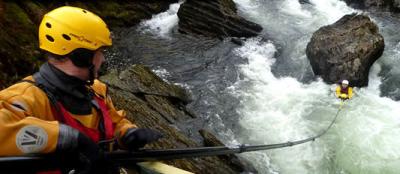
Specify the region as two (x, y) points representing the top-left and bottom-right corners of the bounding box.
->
(92, 49), (105, 78)
(341, 83), (348, 88)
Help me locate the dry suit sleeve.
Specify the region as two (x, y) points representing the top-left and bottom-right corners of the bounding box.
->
(348, 87), (353, 99)
(335, 86), (341, 97)
(105, 95), (137, 139)
(0, 100), (59, 156)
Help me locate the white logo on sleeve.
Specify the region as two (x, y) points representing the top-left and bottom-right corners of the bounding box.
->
(16, 126), (48, 153)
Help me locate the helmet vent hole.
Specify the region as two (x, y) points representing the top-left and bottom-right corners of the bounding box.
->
(82, 10), (87, 13)
(46, 23), (52, 28)
(46, 35), (54, 42)
(62, 34), (71, 41)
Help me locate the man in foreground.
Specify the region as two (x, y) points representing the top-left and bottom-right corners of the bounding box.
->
(0, 6), (161, 173)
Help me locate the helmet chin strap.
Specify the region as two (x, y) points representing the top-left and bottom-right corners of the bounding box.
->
(86, 64), (96, 85)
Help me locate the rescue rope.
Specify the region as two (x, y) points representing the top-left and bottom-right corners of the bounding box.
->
(319, 100), (344, 136)
(224, 99), (346, 152)
(304, 100), (345, 141)
(0, 100), (346, 171)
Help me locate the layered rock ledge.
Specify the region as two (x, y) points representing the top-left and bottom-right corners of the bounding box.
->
(177, 0), (263, 38)
(100, 65), (253, 173)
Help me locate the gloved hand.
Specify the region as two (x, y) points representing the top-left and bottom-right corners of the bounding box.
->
(56, 124), (106, 174)
(340, 93), (348, 99)
(120, 128), (163, 151)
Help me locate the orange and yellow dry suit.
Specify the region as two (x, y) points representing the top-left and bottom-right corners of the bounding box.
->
(335, 86), (353, 100)
(0, 76), (136, 156)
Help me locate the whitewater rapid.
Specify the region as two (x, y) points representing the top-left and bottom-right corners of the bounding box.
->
(139, 2), (182, 38)
(231, 0), (400, 174)
(135, 0), (400, 173)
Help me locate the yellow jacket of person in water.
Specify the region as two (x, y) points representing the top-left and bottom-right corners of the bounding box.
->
(336, 80), (353, 100)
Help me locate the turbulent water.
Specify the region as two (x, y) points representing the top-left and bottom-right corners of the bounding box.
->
(109, 0), (400, 173)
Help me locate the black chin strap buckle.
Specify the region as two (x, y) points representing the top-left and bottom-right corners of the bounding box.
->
(86, 64), (96, 85)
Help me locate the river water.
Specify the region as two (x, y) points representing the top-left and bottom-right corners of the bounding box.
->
(108, 0), (400, 173)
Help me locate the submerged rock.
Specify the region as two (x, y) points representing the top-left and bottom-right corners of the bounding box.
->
(306, 14), (384, 87)
(177, 0), (263, 38)
(299, 0), (311, 4)
(100, 65), (253, 173)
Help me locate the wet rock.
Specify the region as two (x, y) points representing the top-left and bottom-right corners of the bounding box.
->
(380, 75), (400, 100)
(100, 65), (250, 173)
(0, 0), (178, 89)
(177, 0), (263, 38)
(299, 0), (311, 4)
(343, 0), (400, 12)
(306, 14), (384, 87)
(231, 37), (245, 46)
(101, 65), (191, 104)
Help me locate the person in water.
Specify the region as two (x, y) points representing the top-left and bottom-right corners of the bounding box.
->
(336, 80), (353, 100)
(0, 6), (162, 173)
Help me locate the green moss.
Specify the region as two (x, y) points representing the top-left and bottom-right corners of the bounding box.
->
(18, 1), (47, 24)
(4, 2), (34, 30)
(94, 1), (146, 26)
(0, 2), (41, 88)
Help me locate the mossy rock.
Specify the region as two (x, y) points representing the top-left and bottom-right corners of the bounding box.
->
(101, 64), (191, 104)
(100, 65), (247, 173)
(0, 1), (42, 88)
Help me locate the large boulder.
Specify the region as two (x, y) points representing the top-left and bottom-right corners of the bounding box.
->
(177, 0), (263, 38)
(306, 14), (384, 87)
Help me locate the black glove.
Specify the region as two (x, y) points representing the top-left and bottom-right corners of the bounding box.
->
(57, 124), (106, 174)
(120, 128), (163, 151)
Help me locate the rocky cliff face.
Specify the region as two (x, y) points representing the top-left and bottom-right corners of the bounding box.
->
(177, 0), (263, 38)
(0, 0), (177, 89)
(100, 65), (252, 173)
(306, 14), (384, 87)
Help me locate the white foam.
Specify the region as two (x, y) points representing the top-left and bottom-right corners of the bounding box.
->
(153, 67), (171, 80)
(309, 0), (355, 23)
(280, 0), (312, 18)
(138, 2), (183, 38)
(232, 38), (333, 173)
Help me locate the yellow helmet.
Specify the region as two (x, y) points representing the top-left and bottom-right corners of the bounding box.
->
(39, 6), (112, 56)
